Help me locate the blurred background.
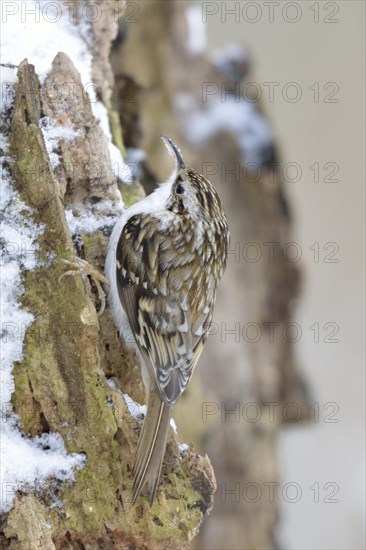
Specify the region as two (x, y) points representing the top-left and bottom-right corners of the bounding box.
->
(1, 1), (364, 548)
(214, 5), (365, 549)
(111, 1), (365, 548)
(204, 3), (365, 549)
(207, 3), (365, 549)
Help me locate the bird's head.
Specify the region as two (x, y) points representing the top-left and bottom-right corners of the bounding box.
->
(161, 135), (225, 225)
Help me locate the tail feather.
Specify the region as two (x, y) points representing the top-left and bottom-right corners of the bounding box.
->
(132, 387), (171, 506)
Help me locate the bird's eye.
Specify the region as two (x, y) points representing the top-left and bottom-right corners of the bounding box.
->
(176, 184), (184, 195)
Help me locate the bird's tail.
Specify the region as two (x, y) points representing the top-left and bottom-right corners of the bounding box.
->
(132, 386), (171, 506)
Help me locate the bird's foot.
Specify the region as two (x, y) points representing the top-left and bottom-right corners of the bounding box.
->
(58, 258), (109, 316)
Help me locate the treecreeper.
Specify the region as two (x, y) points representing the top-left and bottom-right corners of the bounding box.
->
(105, 136), (229, 505)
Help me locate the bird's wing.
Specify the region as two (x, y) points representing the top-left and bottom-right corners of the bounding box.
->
(115, 213), (213, 406)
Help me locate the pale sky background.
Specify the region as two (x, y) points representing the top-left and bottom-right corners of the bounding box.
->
(204, 1), (365, 548)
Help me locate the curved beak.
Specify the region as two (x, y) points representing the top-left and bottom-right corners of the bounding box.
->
(161, 135), (186, 170)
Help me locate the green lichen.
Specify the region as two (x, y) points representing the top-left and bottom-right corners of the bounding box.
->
(119, 179), (146, 208)
(107, 101), (126, 158)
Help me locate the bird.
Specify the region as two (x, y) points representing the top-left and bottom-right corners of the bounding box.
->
(105, 135), (229, 506)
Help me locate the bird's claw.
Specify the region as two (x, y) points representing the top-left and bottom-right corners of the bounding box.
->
(58, 258), (109, 316)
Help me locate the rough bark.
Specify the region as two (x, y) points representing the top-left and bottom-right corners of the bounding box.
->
(0, 3), (215, 548)
(110, 2), (310, 549)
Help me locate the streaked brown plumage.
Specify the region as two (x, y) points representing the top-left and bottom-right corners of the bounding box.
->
(106, 136), (229, 505)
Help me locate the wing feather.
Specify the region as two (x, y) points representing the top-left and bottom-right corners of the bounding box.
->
(116, 214), (214, 405)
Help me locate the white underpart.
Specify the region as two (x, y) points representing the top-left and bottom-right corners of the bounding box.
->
(105, 169), (186, 402)
(105, 170), (177, 350)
